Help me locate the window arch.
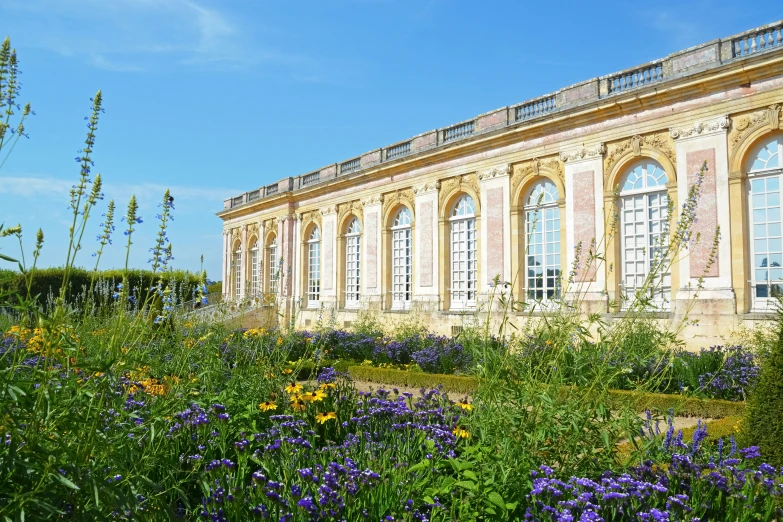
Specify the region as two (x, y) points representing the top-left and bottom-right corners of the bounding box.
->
(233, 244), (242, 301)
(747, 135), (783, 310)
(267, 235), (278, 295)
(619, 160), (670, 310)
(391, 207), (413, 309)
(307, 226), (321, 306)
(250, 240), (260, 297)
(345, 217), (361, 307)
(524, 179), (561, 302)
(450, 194), (477, 309)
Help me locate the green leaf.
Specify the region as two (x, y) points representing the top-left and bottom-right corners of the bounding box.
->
(54, 473), (80, 490)
(424, 496), (435, 505)
(487, 491), (506, 510)
(454, 480), (476, 491)
(0, 253), (17, 263)
(463, 470), (478, 481)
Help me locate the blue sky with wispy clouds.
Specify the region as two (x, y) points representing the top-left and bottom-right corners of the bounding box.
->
(0, 0), (776, 281)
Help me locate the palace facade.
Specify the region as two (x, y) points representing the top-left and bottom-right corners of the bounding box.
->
(218, 20), (783, 346)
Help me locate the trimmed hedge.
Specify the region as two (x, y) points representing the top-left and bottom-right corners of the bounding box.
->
(0, 267), (205, 308)
(347, 366), (479, 394)
(345, 365), (747, 418)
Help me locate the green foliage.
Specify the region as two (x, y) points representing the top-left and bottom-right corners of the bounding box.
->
(744, 299), (783, 467)
(206, 281), (222, 295)
(0, 267), (204, 311)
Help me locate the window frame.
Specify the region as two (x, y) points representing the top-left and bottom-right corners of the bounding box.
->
(449, 195), (478, 310)
(746, 136), (783, 311)
(523, 180), (561, 305)
(344, 218), (361, 308)
(618, 159), (671, 311)
(306, 227), (321, 307)
(391, 207), (413, 310)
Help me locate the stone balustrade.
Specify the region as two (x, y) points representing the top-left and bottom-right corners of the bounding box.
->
(222, 19), (783, 211)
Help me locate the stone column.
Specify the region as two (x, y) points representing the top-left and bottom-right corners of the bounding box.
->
(361, 195), (383, 309)
(412, 181), (440, 310)
(670, 116), (735, 316)
(320, 206), (338, 307)
(221, 230), (228, 300)
(240, 224), (248, 299)
(478, 164), (512, 308)
(560, 143), (608, 311)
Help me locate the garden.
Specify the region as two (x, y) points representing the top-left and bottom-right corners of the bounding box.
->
(2, 36), (783, 521)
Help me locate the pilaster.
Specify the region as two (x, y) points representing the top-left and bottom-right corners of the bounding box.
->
(560, 143), (607, 307)
(670, 116), (735, 310)
(478, 164), (512, 306)
(240, 225), (248, 299)
(412, 181), (440, 309)
(361, 195), (383, 307)
(320, 206), (338, 306)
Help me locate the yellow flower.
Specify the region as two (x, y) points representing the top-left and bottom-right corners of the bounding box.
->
(285, 383), (303, 394)
(313, 389), (327, 401)
(452, 427), (471, 439)
(545, 339), (553, 346)
(319, 383), (336, 390)
(315, 412), (337, 424)
(455, 400), (473, 412)
(282, 369), (293, 375)
(277, 337), (283, 346)
(290, 395), (306, 412)
(258, 401), (278, 412)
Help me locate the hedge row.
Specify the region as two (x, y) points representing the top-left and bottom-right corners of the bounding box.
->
(344, 365), (747, 418)
(0, 267), (205, 308)
(347, 366), (479, 394)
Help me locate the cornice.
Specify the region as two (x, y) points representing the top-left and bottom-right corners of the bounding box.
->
(559, 143), (606, 163)
(669, 115), (730, 140)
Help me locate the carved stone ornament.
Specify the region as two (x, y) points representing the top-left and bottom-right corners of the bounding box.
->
(477, 163), (511, 181)
(729, 104), (783, 153)
(559, 143), (606, 162)
(413, 181), (440, 195)
(438, 173), (480, 209)
(247, 222), (260, 241)
(337, 200), (363, 226)
(510, 156), (564, 198)
(299, 210), (322, 236)
(264, 219), (277, 239)
(320, 205), (337, 215)
(382, 188), (414, 218)
(604, 132), (676, 179)
(230, 227), (241, 246)
(669, 116), (730, 140)
(361, 194), (383, 207)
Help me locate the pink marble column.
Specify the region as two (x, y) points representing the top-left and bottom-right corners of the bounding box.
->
(486, 187), (504, 284)
(687, 148), (719, 277)
(573, 170), (597, 282)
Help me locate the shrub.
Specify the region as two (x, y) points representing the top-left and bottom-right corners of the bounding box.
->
(744, 299), (783, 467)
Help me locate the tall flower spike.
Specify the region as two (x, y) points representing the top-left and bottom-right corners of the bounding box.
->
(148, 189), (174, 274)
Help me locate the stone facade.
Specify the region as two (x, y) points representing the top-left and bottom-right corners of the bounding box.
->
(218, 21), (783, 347)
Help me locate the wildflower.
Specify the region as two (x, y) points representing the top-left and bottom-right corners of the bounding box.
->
(455, 400), (473, 411)
(258, 401), (278, 412)
(452, 427), (470, 439)
(277, 337), (283, 346)
(285, 383), (303, 394)
(291, 399), (306, 412)
(315, 412), (337, 424)
(319, 383), (336, 391)
(282, 368), (293, 375)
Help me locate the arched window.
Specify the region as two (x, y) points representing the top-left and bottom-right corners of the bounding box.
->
(307, 227), (321, 306)
(525, 180), (561, 302)
(747, 135), (783, 310)
(345, 218), (361, 307)
(450, 195), (477, 309)
(268, 236), (278, 295)
(391, 207), (413, 309)
(233, 245), (242, 301)
(619, 160), (670, 309)
(250, 240), (260, 297)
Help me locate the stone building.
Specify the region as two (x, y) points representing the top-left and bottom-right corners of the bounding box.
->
(218, 21), (783, 346)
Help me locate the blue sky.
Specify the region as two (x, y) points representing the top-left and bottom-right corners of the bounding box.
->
(0, 0), (776, 281)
